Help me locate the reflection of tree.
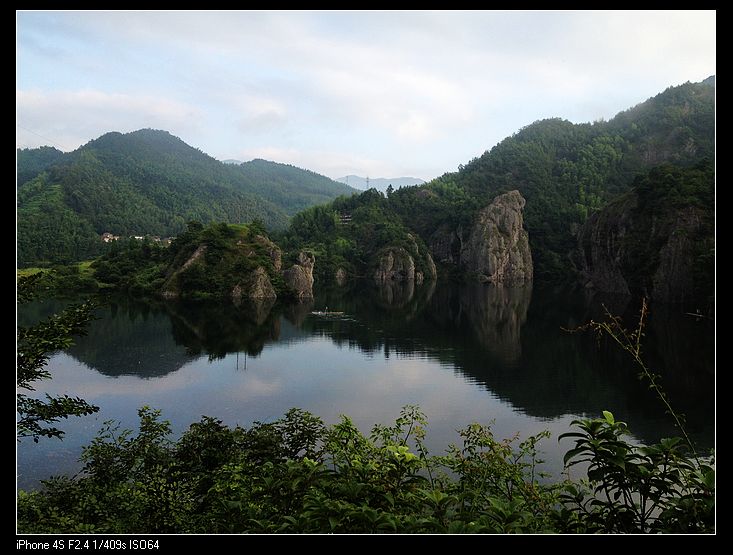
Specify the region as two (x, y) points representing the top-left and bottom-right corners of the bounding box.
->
(66, 298), (196, 378)
(167, 298), (280, 360)
(65, 296), (282, 377)
(52, 283), (713, 449)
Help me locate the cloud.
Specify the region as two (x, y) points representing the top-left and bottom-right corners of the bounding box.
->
(17, 11), (715, 177)
(17, 89), (204, 150)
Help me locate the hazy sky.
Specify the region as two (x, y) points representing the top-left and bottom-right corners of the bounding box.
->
(17, 10), (715, 181)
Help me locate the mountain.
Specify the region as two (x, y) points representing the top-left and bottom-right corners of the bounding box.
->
(336, 175), (425, 192)
(287, 77), (715, 286)
(388, 77), (715, 280)
(17, 129), (357, 266)
(17, 146), (66, 187)
(221, 159), (243, 165)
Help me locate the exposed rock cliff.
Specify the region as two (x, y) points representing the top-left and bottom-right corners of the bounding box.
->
(373, 247), (415, 282)
(283, 251), (315, 299)
(429, 224), (463, 265)
(158, 223), (288, 303)
(334, 267), (347, 286)
(574, 194), (635, 296)
(253, 234), (282, 272)
(460, 190), (533, 284)
(232, 266), (277, 303)
(373, 235), (436, 285)
(162, 244), (208, 298)
(575, 188), (712, 304)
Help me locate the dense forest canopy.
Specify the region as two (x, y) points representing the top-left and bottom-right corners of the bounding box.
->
(17, 78), (714, 280)
(285, 78), (715, 283)
(16, 130), (356, 267)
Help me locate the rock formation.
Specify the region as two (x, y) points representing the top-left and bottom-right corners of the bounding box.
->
(460, 190), (533, 284)
(373, 247), (415, 282)
(575, 192), (711, 304)
(335, 267), (347, 286)
(283, 251), (315, 299)
(232, 266), (276, 303)
(253, 234), (282, 272)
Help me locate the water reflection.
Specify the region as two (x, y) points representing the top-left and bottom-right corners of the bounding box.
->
(56, 282), (712, 449)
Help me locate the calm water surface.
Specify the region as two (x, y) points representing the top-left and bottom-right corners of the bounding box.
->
(17, 281), (714, 490)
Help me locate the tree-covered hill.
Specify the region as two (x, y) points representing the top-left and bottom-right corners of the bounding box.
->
(385, 78), (715, 280)
(284, 78), (714, 286)
(17, 129), (356, 266)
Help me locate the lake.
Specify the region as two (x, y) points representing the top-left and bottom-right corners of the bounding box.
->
(17, 281), (714, 490)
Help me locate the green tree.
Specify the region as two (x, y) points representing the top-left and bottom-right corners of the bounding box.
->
(17, 274), (99, 442)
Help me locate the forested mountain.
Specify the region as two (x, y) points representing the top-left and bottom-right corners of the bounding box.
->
(387, 78), (715, 280)
(16, 146), (65, 187)
(17, 129), (356, 266)
(287, 77), (714, 286)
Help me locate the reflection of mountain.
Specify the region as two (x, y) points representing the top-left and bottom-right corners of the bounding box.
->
(65, 297), (283, 377)
(438, 285), (714, 448)
(302, 282), (713, 448)
(66, 299), (196, 378)
(57, 283), (713, 448)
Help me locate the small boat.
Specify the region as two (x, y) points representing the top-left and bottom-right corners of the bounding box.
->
(310, 311), (345, 317)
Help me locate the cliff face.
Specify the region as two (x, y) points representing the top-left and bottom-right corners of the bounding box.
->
(374, 247), (415, 282)
(372, 234), (436, 285)
(283, 251), (315, 299)
(575, 195), (636, 296)
(232, 266), (276, 303)
(574, 168), (713, 306)
(460, 190), (533, 284)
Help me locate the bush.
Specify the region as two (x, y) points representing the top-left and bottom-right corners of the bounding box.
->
(16, 406), (713, 533)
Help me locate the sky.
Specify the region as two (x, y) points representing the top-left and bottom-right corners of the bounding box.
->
(16, 10), (715, 181)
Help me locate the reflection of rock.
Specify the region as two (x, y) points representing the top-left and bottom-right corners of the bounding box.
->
(283, 251), (315, 299)
(168, 300), (281, 359)
(460, 283), (532, 364)
(335, 268), (347, 286)
(374, 278), (415, 308)
(239, 297), (276, 326)
(283, 298), (315, 327)
(461, 191), (533, 284)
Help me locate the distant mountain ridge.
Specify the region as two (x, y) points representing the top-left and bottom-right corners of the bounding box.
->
(336, 175), (425, 192)
(17, 129), (357, 266)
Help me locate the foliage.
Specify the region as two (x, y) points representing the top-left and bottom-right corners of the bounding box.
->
(280, 188), (436, 284)
(558, 412), (714, 533)
(17, 146), (65, 187)
(16, 404), (713, 533)
(557, 295), (714, 533)
(16, 274), (100, 442)
(17, 129), (355, 266)
(282, 79), (714, 283)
